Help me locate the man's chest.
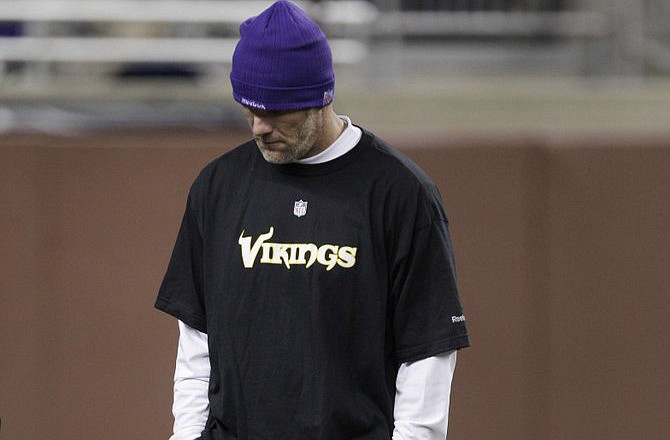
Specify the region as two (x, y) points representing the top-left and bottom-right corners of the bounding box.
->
(205, 175), (374, 271)
(200, 175), (389, 342)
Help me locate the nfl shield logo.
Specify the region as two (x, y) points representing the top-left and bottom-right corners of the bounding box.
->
(294, 200), (308, 217)
(323, 89), (334, 106)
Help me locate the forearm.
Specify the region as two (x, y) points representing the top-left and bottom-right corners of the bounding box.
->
(392, 350), (457, 440)
(171, 320), (210, 440)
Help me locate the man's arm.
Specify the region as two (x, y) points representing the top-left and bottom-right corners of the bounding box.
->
(393, 350), (457, 440)
(171, 320), (210, 440)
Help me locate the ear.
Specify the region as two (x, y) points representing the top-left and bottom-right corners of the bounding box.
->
(318, 104), (336, 120)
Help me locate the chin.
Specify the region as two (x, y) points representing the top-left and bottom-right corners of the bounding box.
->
(260, 149), (294, 164)
(256, 140), (311, 164)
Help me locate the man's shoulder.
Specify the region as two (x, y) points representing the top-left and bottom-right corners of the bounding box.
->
(362, 129), (436, 189)
(361, 129), (448, 224)
(184, 140), (256, 205)
(192, 139), (256, 186)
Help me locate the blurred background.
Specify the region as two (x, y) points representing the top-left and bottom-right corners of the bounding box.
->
(1, 1), (669, 439)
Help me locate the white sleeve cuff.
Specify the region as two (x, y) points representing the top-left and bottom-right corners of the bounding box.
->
(393, 350), (458, 440)
(170, 320), (211, 440)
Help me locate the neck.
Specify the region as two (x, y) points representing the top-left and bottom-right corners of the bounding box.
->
(311, 106), (346, 157)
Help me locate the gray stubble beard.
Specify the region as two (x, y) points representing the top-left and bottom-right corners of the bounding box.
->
(255, 109), (322, 164)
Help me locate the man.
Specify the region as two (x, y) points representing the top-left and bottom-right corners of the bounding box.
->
(155, 2), (469, 439)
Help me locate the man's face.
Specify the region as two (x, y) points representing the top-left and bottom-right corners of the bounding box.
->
(242, 106), (323, 164)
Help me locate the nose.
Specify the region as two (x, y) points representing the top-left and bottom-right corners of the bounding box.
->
(250, 115), (273, 137)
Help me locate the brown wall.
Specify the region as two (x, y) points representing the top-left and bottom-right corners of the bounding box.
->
(1, 130), (668, 440)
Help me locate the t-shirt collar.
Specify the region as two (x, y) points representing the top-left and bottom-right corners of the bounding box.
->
(295, 115), (363, 165)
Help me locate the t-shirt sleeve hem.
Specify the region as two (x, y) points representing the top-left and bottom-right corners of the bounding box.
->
(154, 297), (207, 334)
(395, 334), (470, 364)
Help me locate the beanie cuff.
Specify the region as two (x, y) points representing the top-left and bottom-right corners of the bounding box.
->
(231, 77), (335, 111)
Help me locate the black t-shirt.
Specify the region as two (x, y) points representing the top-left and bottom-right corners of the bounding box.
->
(155, 129), (469, 440)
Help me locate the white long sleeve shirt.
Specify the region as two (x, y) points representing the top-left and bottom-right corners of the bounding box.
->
(170, 117), (458, 440)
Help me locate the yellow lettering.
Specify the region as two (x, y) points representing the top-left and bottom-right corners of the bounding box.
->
(317, 245), (339, 271)
(337, 246), (357, 268)
(238, 227), (274, 268)
(298, 243), (319, 268)
(238, 228), (358, 270)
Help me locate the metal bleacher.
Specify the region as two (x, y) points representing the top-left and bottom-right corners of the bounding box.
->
(0, 1), (377, 67)
(1, 0), (669, 132)
(2, 1), (669, 80)
(0, 1), (380, 130)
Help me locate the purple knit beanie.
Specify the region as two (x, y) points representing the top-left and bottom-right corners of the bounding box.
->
(230, 0), (335, 111)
